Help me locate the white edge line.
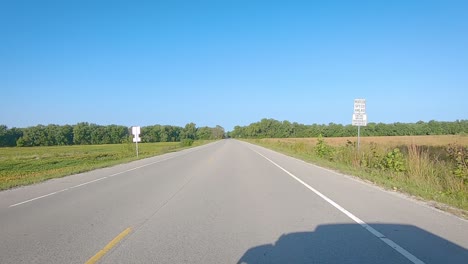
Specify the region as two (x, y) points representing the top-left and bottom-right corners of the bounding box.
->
(8, 142), (218, 208)
(242, 140), (468, 223)
(250, 147), (425, 264)
(9, 192), (59, 207)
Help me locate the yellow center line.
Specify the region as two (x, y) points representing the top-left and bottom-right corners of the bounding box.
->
(85, 227), (132, 264)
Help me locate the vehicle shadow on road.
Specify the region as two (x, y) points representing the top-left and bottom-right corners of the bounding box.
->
(237, 223), (468, 264)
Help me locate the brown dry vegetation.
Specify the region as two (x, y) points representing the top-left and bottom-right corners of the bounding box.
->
(262, 135), (468, 147)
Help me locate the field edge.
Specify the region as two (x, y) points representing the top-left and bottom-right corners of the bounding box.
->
(0, 140), (216, 191)
(242, 138), (468, 220)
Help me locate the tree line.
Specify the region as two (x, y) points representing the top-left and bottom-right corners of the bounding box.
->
(0, 123), (225, 147)
(2, 119), (466, 147)
(229, 119), (468, 138)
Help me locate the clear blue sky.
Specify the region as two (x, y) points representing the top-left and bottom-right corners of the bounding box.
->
(1, 1), (467, 131)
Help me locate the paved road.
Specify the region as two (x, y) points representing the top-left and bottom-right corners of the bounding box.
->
(0, 139), (467, 263)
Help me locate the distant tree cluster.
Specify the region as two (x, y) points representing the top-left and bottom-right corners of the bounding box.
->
(229, 119), (468, 138)
(140, 123), (225, 142)
(0, 123), (225, 147)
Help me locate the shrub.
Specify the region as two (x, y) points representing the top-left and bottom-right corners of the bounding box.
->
(446, 144), (468, 183)
(315, 134), (334, 160)
(180, 139), (194, 147)
(361, 142), (384, 170)
(383, 148), (406, 172)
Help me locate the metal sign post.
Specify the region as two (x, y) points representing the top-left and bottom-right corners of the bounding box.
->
(357, 125), (360, 150)
(352, 99), (367, 151)
(132, 126), (141, 157)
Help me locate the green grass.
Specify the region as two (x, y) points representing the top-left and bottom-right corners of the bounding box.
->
(244, 137), (468, 216)
(0, 140), (212, 190)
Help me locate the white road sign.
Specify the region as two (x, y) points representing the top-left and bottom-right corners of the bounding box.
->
(353, 99), (367, 150)
(354, 99), (366, 114)
(353, 99), (367, 126)
(352, 113), (368, 126)
(132, 126), (141, 135)
(131, 126), (141, 157)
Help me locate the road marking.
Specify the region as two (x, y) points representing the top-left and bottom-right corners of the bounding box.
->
(251, 148), (425, 264)
(85, 227), (132, 264)
(9, 143), (217, 208)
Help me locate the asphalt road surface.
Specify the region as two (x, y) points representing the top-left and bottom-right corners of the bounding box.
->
(0, 139), (467, 263)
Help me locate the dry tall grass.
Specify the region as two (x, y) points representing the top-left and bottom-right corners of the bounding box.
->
(262, 135), (468, 147)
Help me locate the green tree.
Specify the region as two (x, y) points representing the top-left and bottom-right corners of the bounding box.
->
(57, 125), (74, 145)
(196, 127), (212, 140)
(181, 123), (197, 140)
(0, 125), (23, 147)
(212, 125), (225, 139)
(73, 122), (92, 145)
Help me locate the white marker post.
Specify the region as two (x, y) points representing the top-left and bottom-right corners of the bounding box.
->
(352, 99), (367, 151)
(132, 126), (141, 157)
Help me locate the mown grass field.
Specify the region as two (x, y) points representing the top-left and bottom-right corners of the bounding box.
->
(245, 135), (468, 215)
(0, 141), (211, 190)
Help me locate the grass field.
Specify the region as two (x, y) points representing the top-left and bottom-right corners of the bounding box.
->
(245, 135), (468, 215)
(262, 135), (468, 147)
(0, 141), (211, 190)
